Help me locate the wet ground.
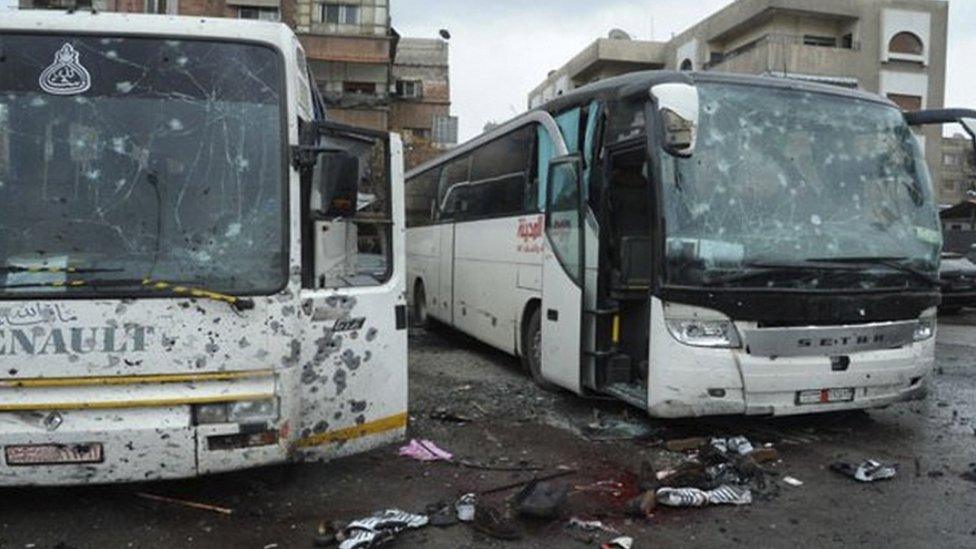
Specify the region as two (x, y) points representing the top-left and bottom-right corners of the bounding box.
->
(1, 312), (975, 548)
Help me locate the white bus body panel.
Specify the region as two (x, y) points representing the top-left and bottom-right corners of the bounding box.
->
(646, 297), (934, 418)
(0, 13), (407, 485)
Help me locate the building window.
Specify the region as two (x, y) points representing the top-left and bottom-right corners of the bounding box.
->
(323, 4), (360, 25)
(842, 33), (854, 49)
(679, 59), (693, 71)
(803, 35), (837, 48)
(396, 80), (422, 99)
(945, 153), (961, 167)
(145, 0), (167, 14)
(343, 81), (376, 95)
(887, 93), (922, 112)
(239, 7), (280, 21)
(889, 31), (924, 56)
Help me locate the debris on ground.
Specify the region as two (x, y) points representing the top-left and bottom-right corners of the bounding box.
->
(959, 465), (976, 483)
(625, 490), (656, 518)
(479, 469), (577, 495)
(656, 485), (753, 507)
(134, 492), (233, 515)
(782, 476), (804, 487)
(426, 501), (458, 527)
(514, 479), (569, 518)
(473, 504), (522, 540)
(582, 415), (659, 441)
(747, 447), (781, 463)
(567, 517), (620, 536)
(429, 407), (474, 424)
(455, 493), (477, 523)
(665, 437), (708, 452)
(313, 521), (343, 547)
(398, 439), (453, 462)
(830, 459), (899, 482)
(337, 509), (428, 549)
(602, 536), (634, 549)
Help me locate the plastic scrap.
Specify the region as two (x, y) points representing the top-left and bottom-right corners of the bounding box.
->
(602, 536), (634, 549)
(398, 439), (453, 462)
(782, 476), (804, 487)
(338, 509), (428, 549)
(656, 485), (753, 507)
(830, 459), (899, 483)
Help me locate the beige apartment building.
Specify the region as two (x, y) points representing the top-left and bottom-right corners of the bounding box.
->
(529, 0), (952, 200)
(942, 134), (976, 203)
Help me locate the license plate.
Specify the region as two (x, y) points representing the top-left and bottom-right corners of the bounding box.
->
(796, 388), (856, 405)
(4, 443), (104, 466)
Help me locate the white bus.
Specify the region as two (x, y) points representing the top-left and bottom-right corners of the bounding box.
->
(0, 12), (408, 484)
(406, 71), (976, 418)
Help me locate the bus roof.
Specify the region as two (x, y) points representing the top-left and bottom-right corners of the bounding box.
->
(0, 10), (297, 49)
(407, 70), (897, 179)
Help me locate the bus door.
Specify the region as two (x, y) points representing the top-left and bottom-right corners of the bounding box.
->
(541, 155), (585, 392)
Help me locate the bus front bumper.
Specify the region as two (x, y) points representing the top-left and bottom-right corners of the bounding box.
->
(647, 339), (935, 418)
(0, 406), (289, 486)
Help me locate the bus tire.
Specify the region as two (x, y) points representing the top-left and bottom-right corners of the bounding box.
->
(412, 281), (429, 327)
(522, 307), (558, 391)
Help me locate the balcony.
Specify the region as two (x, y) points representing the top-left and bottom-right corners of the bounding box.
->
(705, 34), (862, 80)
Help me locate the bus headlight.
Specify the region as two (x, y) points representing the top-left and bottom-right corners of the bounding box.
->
(194, 399), (278, 425)
(665, 319), (742, 348)
(913, 309), (937, 342)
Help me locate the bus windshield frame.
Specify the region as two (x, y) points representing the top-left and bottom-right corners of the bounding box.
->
(656, 82), (942, 293)
(0, 32), (290, 300)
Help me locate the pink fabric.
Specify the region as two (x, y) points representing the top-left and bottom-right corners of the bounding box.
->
(398, 439), (453, 462)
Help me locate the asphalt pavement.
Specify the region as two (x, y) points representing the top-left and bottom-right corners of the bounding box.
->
(0, 312), (974, 548)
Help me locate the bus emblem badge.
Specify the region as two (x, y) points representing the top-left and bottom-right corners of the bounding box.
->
(39, 43), (92, 96)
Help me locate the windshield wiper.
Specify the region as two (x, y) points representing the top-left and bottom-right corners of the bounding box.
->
(0, 266), (123, 275)
(0, 278), (256, 311)
(805, 256), (940, 287)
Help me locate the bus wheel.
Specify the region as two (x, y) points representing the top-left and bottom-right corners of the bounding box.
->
(412, 282), (429, 327)
(522, 307), (558, 391)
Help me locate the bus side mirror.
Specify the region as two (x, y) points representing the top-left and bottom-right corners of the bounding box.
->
(313, 151), (360, 218)
(651, 83), (700, 158)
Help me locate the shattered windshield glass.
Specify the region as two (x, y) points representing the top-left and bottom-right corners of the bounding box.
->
(0, 34), (285, 297)
(661, 84), (941, 290)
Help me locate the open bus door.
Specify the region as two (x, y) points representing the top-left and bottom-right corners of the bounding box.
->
(541, 155), (585, 392)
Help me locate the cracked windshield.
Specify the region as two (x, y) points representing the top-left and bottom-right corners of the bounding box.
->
(0, 35), (286, 296)
(662, 84), (942, 290)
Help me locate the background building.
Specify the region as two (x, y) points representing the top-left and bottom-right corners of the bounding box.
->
(390, 38), (458, 169)
(528, 0), (952, 200)
(16, 0), (457, 148)
(942, 134), (976, 204)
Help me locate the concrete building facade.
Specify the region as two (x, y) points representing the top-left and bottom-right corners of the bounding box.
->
(528, 0), (951, 200)
(942, 134), (976, 204)
(389, 37), (458, 169)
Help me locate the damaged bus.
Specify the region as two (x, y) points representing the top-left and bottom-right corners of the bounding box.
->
(0, 11), (407, 484)
(406, 71), (976, 418)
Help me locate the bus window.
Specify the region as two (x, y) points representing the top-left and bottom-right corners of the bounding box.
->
(406, 167), (439, 227)
(469, 125), (534, 219)
(438, 154), (470, 221)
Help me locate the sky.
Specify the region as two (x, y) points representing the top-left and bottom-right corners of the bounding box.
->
(391, 0), (976, 142)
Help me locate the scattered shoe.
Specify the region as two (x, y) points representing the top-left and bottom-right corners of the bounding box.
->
(455, 493), (476, 523)
(830, 459), (899, 482)
(473, 505), (521, 540)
